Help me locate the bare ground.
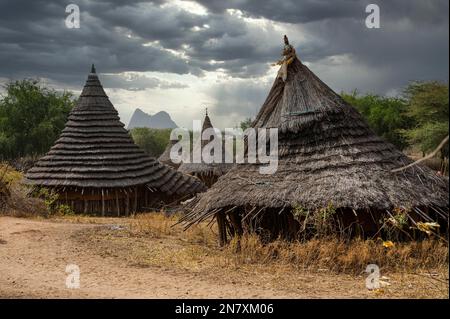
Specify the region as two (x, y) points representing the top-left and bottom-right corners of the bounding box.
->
(0, 216), (447, 298)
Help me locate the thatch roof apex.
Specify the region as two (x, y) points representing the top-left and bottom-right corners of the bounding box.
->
(202, 108), (213, 133)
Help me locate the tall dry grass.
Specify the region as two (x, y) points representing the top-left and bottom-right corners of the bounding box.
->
(0, 163), (47, 217)
(128, 213), (448, 275)
(227, 235), (448, 274)
(129, 212), (216, 245)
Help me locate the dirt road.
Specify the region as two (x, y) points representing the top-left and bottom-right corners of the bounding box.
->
(0, 217), (295, 298)
(0, 217), (447, 298)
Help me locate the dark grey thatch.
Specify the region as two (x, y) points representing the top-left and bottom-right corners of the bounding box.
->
(25, 65), (206, 215)
(183, 37), (449, 244)
(158, 139), (181, 169)
(178, 111), (232, 186)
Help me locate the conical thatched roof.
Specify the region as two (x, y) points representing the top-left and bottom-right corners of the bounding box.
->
(184, 38), (448, 231)
(178, 111), (232, 181)
(25, 65), (205, 196)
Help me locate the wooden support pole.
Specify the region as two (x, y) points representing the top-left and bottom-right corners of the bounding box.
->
(125, 191), (129, 217)
(133, 187), (138, 213)
(216, 212), (227, 247)
(145, 188), (148, 207)
(101, 189), (105, 217)
(229, 211), (243, 237)
(115, 189), (120, 217)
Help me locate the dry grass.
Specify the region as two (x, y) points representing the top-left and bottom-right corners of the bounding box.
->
(127, 213), (448, 275)
(0, 163), (47, 217)
(129, 212), (216, 245)
(0, 163), (23, 185)
(228, 235), (448, 274)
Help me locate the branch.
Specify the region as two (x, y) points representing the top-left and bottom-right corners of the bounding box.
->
(391, 135), (449, 173)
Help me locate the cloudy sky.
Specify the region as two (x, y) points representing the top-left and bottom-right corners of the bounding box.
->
(0, 0), (448, 128)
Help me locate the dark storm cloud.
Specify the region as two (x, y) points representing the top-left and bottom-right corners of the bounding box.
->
(194, 0), (363, 23)
(197, 0), (448, 94)
(194, 0), (449, 25)
(93, 2), (280, 77)
(0, 0), (448, 95)
(0, 0), (195, 86)
(0, 0), (278, 86)
(194, 0), (448, 119)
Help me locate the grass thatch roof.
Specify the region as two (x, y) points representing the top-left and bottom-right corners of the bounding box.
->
(184, 55), (448, 225)
(25, 65), (205, 196)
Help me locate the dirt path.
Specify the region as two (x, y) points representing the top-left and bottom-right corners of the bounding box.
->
(0, 217), (447, 298)
(0, 217), (299, 298)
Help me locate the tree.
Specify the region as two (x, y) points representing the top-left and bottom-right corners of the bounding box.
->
(402, 81), (449, 158)
(341, 90), (414, 150)
(239, 118), (253, 131)
(0, 79), (75, 159)
(130, 127), (171, 158)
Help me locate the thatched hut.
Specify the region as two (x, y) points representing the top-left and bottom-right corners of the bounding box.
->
(182, 36), (449, 244)
(25, 65), (206, 215)
(178, 110), (232, 187)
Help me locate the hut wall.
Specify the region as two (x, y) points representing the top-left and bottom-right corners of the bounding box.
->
(53, 186), (166, 216)
(216, 205), (449, 243)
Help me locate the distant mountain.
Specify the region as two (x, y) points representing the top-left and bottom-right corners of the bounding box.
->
(127, 108), (178, 129)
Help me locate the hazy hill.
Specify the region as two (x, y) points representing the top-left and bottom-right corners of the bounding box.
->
(127, 108), (177, 129)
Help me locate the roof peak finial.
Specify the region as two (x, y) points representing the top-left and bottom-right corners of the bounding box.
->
(284, 34), (289, 45)
(205, 107), (208, 116)
(91, 64), (96, 74)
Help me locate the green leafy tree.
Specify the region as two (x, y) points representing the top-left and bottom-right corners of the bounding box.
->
(402, 81), (449, 158)
(239, 118), (253, 131)
(342, 91), (414, 150)
(0, 79), (74, 159)
(130, 127), (172, 157)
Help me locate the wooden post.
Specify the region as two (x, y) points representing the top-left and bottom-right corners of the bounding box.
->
(84, 199), (88, 214)
(115, 189), (120, 217)
(229, 211), (243, 237)
(125, 191), (130, 216)
(144, 188), (148, 208)
(216, 212), (227, 246)
(133, 187), (138, 213)
(101, 189), (105, 217)
(286, 212), (298, 241)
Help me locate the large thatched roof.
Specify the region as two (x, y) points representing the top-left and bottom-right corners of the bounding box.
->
(184, 46), (448, 225)
(178, 111), (232, 178)
(25, 65), (205, 196)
